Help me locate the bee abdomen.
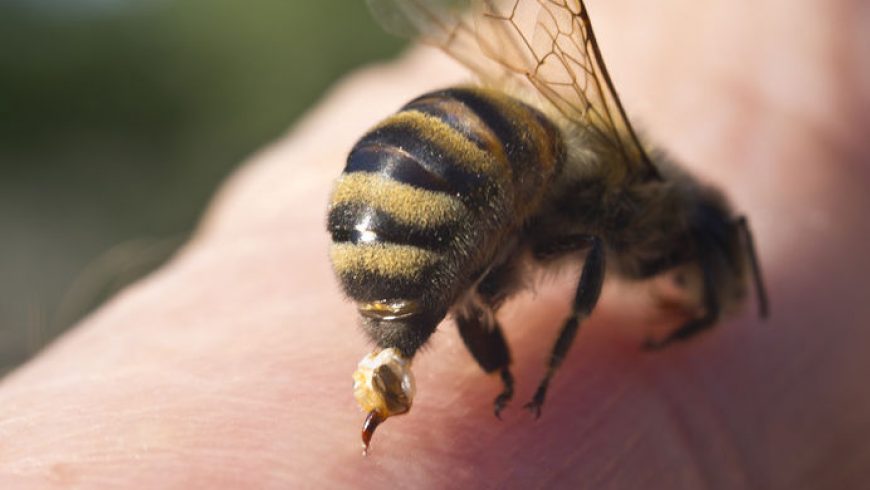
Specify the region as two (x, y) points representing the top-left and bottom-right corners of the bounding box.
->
(328, 171), (464, 301)
(328, 87), (563, 303)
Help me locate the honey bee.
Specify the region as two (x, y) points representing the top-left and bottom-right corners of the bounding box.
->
(328, 0), (768, 452)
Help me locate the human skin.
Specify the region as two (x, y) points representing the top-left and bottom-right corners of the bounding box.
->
(1, 1), (869, 488)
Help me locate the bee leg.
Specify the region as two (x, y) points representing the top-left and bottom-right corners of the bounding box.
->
(643, 251), (720, 350)
(455, 296), (514, 419)
(526, 235), (605, 418)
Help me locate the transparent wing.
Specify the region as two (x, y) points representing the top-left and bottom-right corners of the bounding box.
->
(366, 0), (659, 181)
(366, 0), (515, 86)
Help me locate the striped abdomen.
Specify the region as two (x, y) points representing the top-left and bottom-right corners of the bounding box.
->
(328, 87), (563, 317)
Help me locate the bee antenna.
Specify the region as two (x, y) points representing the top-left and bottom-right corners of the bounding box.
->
(735, 216), (769, 319)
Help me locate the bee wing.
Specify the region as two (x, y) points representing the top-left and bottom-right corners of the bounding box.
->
(366, 0), (660, 182)
(366, 0), (516, 86)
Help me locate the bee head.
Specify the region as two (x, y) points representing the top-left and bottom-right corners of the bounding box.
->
(689, 189), (767, 317)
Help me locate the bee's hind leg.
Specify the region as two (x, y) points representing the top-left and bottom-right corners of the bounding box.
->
(455, 258), (526, 418)
(455, 297), (515, 419)
(526, 235), (605, 418)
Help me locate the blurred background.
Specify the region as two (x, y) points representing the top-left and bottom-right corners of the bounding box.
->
(0, 0), (404, 373)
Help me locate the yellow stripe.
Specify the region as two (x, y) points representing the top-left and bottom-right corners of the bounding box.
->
(330, 172), (465, 228)
(375, 110), (512, 181)
(330, 243), (440, 279)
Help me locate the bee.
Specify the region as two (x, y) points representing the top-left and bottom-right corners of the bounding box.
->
(328, 0), (769, 452)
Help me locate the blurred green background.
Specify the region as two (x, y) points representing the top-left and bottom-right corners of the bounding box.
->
(0, 0), (404, 373)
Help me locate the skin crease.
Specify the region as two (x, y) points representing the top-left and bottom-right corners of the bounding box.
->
(1, 0), (869, 488)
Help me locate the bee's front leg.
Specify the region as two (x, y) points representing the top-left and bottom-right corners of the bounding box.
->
(644, 249), (720, 350)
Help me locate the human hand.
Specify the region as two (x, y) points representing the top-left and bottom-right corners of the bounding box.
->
(1, 1), (868, 487)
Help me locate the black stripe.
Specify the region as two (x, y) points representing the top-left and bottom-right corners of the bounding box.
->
(338, 268), (435, 303)
(435, 88), (536, 171)
(328, 202), (455, 251)
(345, 144), (452, 193)
(354, 116), (490, 197)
